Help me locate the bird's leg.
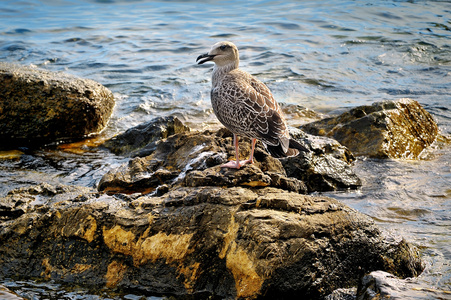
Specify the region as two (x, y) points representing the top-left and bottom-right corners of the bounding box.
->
(221, 136), (256, 169)
(221, 134), (241, 169)
(241, 138), (256, 165)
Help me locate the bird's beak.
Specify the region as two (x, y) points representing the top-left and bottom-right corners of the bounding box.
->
(196, 53), (215, 65)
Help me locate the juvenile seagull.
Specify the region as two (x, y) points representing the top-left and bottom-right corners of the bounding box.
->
(197, 41), (307, 169)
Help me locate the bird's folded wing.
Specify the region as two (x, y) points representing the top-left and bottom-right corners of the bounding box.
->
(219, 75), (290, 151)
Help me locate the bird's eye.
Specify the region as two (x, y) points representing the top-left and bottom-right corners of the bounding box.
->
(219, 45), (228, 51)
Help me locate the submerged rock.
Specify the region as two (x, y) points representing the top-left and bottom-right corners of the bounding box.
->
(0, 183), (424, 299)
(98, 128), (360, 194)
(103, 116), (190, 156)
(0, 62), (115, 147)
(302, 99), (439, 159)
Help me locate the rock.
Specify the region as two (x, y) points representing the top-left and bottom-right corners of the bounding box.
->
(184, 164), (308, 194)
(0, 183), (424, 299)
(98, 130), (226, 195)
(0, 183), (95, 221)
(98, 128), (360, 194)
(302, 99), (439, 159)
(325, 288), (357, 300)
(357, 271), (451, 300)
(282, 128), (361, 192)
(0, 62), (115, 147)
(103, 116), (191, 156)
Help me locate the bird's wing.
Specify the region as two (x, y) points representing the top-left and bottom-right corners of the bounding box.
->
(214, 72), (290, 152)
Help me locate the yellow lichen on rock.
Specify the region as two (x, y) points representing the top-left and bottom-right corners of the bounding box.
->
(136, 231), (194, 265)
(41, 258), (92, 280)
(178, 262), (201, 292)
(241, 181), (270, 187)
(103, 225), (136, 256)
(219, 215), (240, 260)
(103, 225), (194, 267)
(0, 150), (23, 160)
(220, 215), (264, 299)
(41, 258), (52, 279)
(103, 225), (196, 288)
(58, 209), (98, 243)
(106, 260), (127, 288)
(71, 263), (92, 274)
(80, 215), (97, 243)
(225, 243), (263, 299)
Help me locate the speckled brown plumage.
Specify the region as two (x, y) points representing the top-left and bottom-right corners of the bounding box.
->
(197, 41), (306, 168)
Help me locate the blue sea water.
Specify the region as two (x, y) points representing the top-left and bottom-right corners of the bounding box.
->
(0, 0), (450, 298)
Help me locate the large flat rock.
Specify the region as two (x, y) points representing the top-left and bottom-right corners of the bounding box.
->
(0, 183), (424, 299)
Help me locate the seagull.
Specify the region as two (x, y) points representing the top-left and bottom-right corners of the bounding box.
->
(197, 41), (307, 169)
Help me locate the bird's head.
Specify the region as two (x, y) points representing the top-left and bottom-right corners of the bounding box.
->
(196, 41), (239, 68)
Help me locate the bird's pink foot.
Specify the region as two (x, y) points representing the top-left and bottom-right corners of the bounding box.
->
(220, 159), (253, 169)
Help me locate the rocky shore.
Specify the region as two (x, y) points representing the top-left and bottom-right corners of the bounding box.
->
(0, 66), (444, 299)
(98, 124), (361, 195)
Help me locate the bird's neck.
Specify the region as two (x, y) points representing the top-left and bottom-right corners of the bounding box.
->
(212, 61), (239, 87)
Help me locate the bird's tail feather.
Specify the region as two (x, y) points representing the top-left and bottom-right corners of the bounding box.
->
(266, 139), (308, 158)
(289, 138), (309, 153)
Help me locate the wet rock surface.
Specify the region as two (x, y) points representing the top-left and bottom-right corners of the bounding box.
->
(357, 271), (451, 300)
(325, 288), (357, 300)
(103, 116), (190, 156)
(283, 128), (361, 192)
(98, 126), (360, 195)
(0, 183), (94, 222)
(0, 62), (115, 147)
(302, 98), (439, 159)
(0, 183), (424, 299)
